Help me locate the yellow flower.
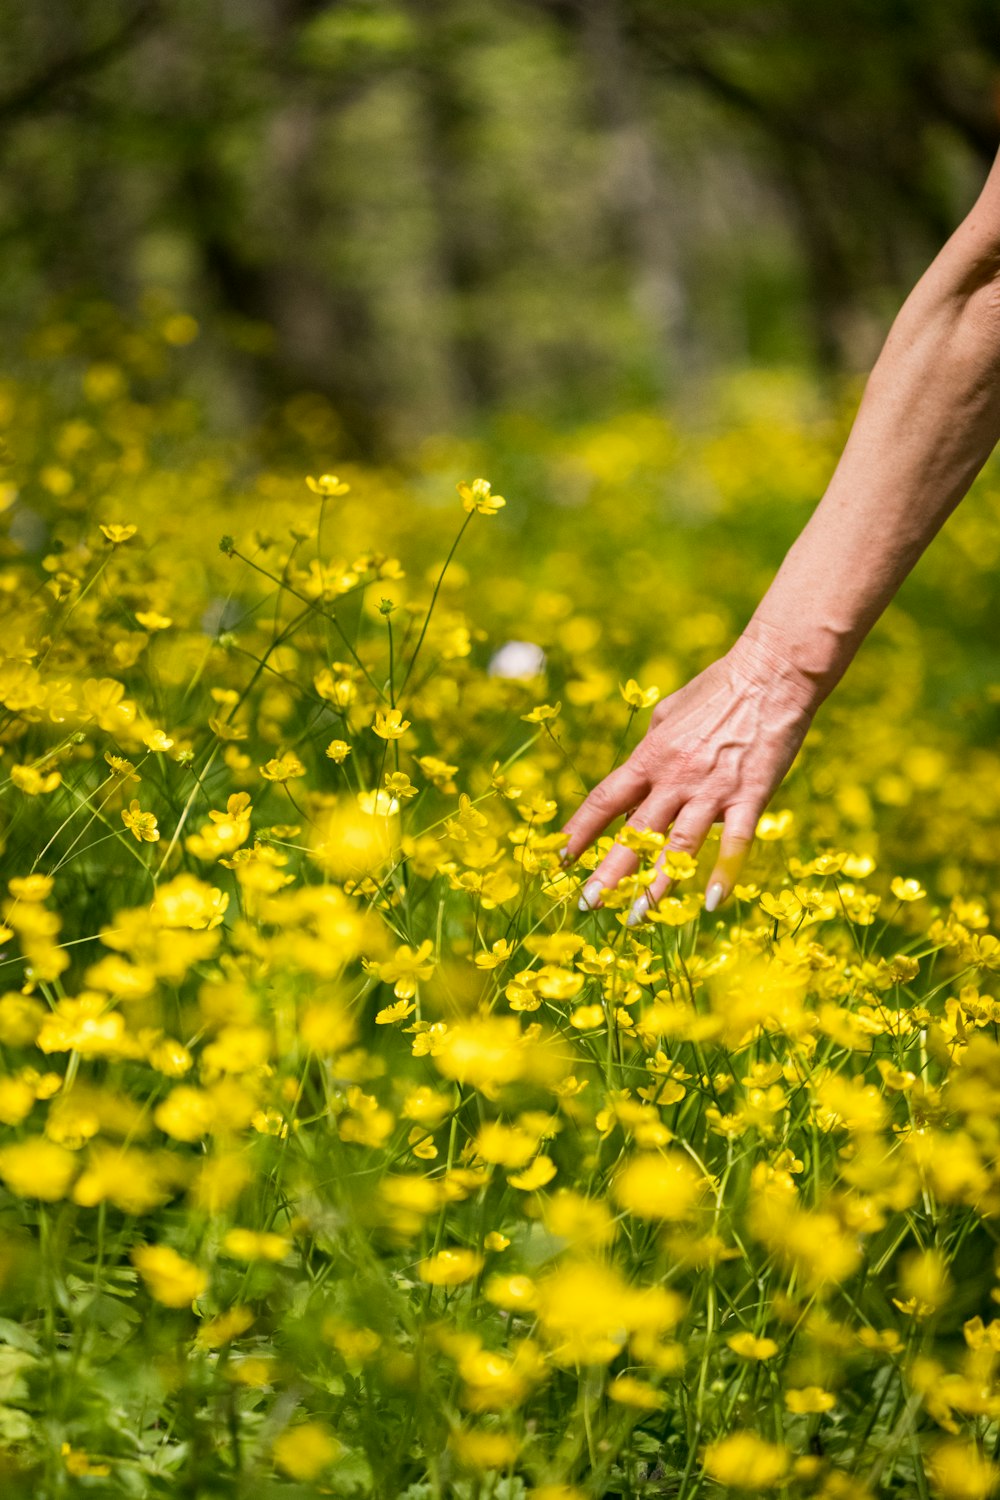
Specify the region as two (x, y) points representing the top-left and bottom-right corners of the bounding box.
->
(890, 876), (926, 902)
(100, 523), (137, 545)
(534, 1259), (668, 1367)
(260, 751), (306, 782)
(376, 998), (416, 1024)
(535, 965), (584, 1000)
(507, 1154), (557, 1191)
(0, 1077), (35, 1125)
(135, 610), (172, 631)
(812, 1073), (887, 1133)
(373, 708), (410, 740)
(273, 1421), (342, 1480)
(612, 1151), (703, 1221)
(61, 1444), (110, 1478)
(474, 1122), (537, 1168)
(646, 893), (701, 926)
(784, 1386), (836, 1413)
(755, 810), (795, 840)
(484, 1274), (538, 1311)
(895, 1247), (952, 1315)
(608, 1375), (664, 1409)
(475, 939), (515, 969)
(228, 1356), (277, 1388)
(457, 477), (506, 515)
(620, 679), (659, 709)
(324, 1320), (382, 1362)
(132, 1244), (207, 1307)
(374, 939), (436, 999)
(484, 1231), (510, 1252)
(449, 1429), (519, 1469)
(72, 1145), (174, 1215)
(196, 1306), (254, 1349)
(0, 1137), (77, 1200)
(162, 312), (199, 344)
(418, 1248), (484, 1286)
(153, 873), (229, 930)
(143, 728), (175, 751)
(222, 1228), (291, 1261)
(326, 738), (352, 763)
(105, 752), (139, 781)
(727, 1332), (779, 1360)
(759, 889), (802, 922)
(529, 1490), (588, 1500)
(0, 994), (45, 1046)
(541, 1189), (616, 1249)
(927, 1439), (999, 1500)
(520, 702), (560, 723)
(569, 1003), (605, 1030)
(10, 763), (61, 795)
(305, 473), (350, 497)
(702, 1432), (789, 1489)
(432, 1016), (529, 1091)
(9, 873), (54, 902)
(401, 1086), (451, 1127)
(121, 799), (159, 843)
(416, 754), (458, 790)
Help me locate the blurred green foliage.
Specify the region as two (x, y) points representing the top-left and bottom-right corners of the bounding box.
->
(0, 0), (998, 449)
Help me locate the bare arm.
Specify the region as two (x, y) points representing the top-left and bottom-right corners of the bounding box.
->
(562, 149), (1000, 921)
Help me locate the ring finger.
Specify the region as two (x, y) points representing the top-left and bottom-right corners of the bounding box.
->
(627, 799), (719, 925)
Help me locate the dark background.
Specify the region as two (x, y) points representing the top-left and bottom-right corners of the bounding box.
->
(3, 0), (998, 450)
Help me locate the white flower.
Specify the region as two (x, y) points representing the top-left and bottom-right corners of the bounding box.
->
(488, 641), (546, 680)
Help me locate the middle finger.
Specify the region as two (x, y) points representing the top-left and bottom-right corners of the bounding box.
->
(577, 788), (683, 911)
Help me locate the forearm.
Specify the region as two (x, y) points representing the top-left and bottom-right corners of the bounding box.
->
(736, 190), (1000, 710)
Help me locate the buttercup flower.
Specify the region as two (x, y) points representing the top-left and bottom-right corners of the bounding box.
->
(305, 474), (350, 497)
(457, 477), (505, 515)
(121, 799), (159, 842)
(131, 1244), (207, 1307)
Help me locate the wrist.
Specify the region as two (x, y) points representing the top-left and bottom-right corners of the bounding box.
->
(726, 617), (849, 715)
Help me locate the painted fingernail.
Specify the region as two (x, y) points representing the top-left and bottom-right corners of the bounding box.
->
(558, 844), (571, 867)
(578, 879), (602, 912)
(627, 894), (649, 927)
(704, 881), (724, 914)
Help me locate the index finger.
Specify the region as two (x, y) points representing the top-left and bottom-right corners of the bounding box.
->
(560, 760), (649, 862)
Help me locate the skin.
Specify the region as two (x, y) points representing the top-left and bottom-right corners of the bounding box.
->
(562, 148), (1000, 925)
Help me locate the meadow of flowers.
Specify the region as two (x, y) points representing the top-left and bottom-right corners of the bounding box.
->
(3, 304), (1000, 1499)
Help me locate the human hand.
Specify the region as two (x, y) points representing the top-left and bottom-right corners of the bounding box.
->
(560, 633), (819, 923)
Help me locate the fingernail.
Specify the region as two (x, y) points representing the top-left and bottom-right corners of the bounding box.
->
(627, 894), (649, 927)
(558, 844), (571, 867)
(705, 881), (724, 914)
(578, 879), (602, 912)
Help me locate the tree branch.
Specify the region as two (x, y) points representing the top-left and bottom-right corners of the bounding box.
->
(0, 0), (161, 124)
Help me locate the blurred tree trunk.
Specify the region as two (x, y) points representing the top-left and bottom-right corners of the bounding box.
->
(577, 0), (695, 385)
(179, 106), (385, 453)
(403, 0), (498, 416)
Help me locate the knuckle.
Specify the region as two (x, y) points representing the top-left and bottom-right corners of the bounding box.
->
(586, 781), (617, 814)
(666, 825), (699, 852)
(668, 801), (716, 852)
(626, 740), (655, 772)
(727, 810), (759, 839)
(632, 742), (674, 786)
(624, 800), (655, 831)
(726, 798), (763, 833)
